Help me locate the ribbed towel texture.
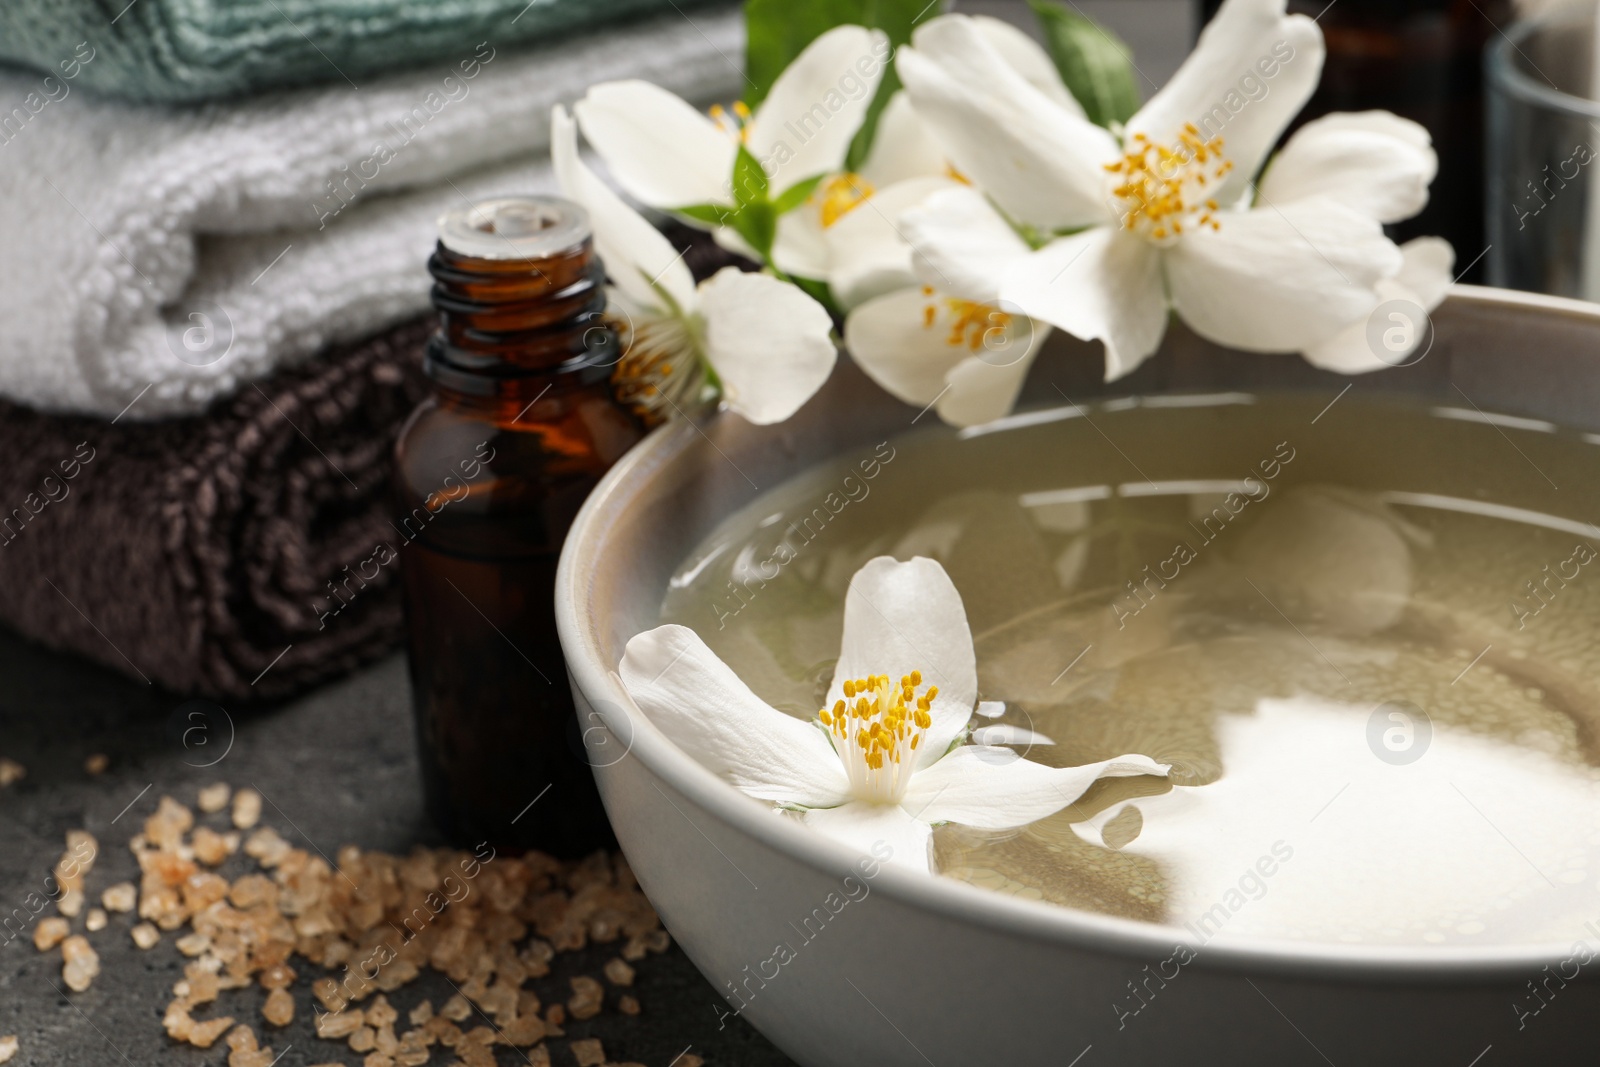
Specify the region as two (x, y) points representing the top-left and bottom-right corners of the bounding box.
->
(0, 226), (746, 699)
(0, 8), (742, 420)
(0, 0), (729, 103)
(0, 318), (432, 699)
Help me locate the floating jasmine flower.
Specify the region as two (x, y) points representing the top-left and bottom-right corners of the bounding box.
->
(620, 556), (1169, 872)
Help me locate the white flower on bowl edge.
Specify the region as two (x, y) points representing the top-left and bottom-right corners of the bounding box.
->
(843, 188), (1054, 428)
(786, 13), (1090, 310)
(803, 16), (1090, 428)
(619, 556), (1169, 873)
(551, 105), (836, 425)
(566, 17), (1059, 307)
(871, 0), (1453, 408)
(571, 25), (888, 276)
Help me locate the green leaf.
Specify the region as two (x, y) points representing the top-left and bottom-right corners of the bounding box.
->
(730, 201), (777, 261)
(1027, 0), (1140, 129)
(742, 0), (944, 172)
(732, 144), (770, 208)
(744, 0), (877, 109)
(773, 173), (826, 215)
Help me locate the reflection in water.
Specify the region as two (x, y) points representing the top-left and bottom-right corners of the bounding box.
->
(659, 392), (1600, 947)
(1074, 694), (1600, 945)
(1229, 485), (1427, 635)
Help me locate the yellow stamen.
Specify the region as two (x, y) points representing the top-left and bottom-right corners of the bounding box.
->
(815, 668), (939, 804)
(610, 313), (701, 426)
(708, 100), (752, 143)
(921, 295), (1014, 351)
(818, 173), (875, 228)
(1108, 129), (1229, 244)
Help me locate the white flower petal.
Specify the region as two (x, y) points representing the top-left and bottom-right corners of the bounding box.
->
(1164, 198), (1402, 352)
(843, 286), (976, 407)
(1069, 799), (1140, 848)
(1002, 227), (1168, 381)
(771, 204), (832, 281)
(698, 267), (837, 425)
(970, 14), (1086, 117)
(935, 345), (1041, 429)
(1300, 236), (1455, 374)
(901, 185), (1033, 305)
(1394, 235), (1455, 308)
(859, 91), (949, 188)
(800, 801), (933, 872)
(827, 176), (959, 311)
(969, 724), (1055, 747)
(828, 556), (978, 769)
(903, 746), (1169, 830)
(1295, 318), (1389, 376)
(844, 284), (1046, 426)
(1259, 111), (1437, 224)
(1311, 108), (1433, 151)
(551, 105), (695, 312)
(974, 700), (1007, 719)
(575, 80), (736, 209)
(750, 26), (890, 191)
(898, 15), (1120, 229)
(1126, 0), (1323, 204)
(620, 624), (852, 807)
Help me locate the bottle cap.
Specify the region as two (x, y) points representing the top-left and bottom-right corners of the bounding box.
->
(436, 196), (590, 260)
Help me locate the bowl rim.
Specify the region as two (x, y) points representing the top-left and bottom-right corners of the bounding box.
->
(556, 284), (1600, 983)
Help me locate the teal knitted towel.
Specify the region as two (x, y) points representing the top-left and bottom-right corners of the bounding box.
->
(0, 0), (731, 103)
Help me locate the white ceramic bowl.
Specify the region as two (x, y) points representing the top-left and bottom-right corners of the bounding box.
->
(556, 287), (1600, 1066)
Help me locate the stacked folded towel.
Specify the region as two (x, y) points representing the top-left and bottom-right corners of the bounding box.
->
(0, 8), (742, 419)
(0, 0), (729, 103)
(0, 319), (432, 698)
(0, 4), (743, 696)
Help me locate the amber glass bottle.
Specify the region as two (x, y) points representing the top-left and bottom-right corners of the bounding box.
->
(394, 197), (642, 856)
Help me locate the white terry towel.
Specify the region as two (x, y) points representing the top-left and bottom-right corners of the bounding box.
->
(0, 9), (743, 419)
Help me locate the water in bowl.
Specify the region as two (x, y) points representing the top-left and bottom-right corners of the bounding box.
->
(657, 391), (1600, 948)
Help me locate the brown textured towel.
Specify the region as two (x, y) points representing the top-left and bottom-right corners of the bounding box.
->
(0, 319), (431, 699)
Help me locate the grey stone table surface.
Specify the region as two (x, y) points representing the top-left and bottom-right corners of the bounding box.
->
(0, 630), (794, 1067)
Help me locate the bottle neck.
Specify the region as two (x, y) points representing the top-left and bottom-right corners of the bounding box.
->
(430, 374), (589, 426)
(424, 238), (617, 395)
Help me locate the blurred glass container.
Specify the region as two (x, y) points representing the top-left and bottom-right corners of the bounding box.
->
(1487, 0), (1600, 300)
